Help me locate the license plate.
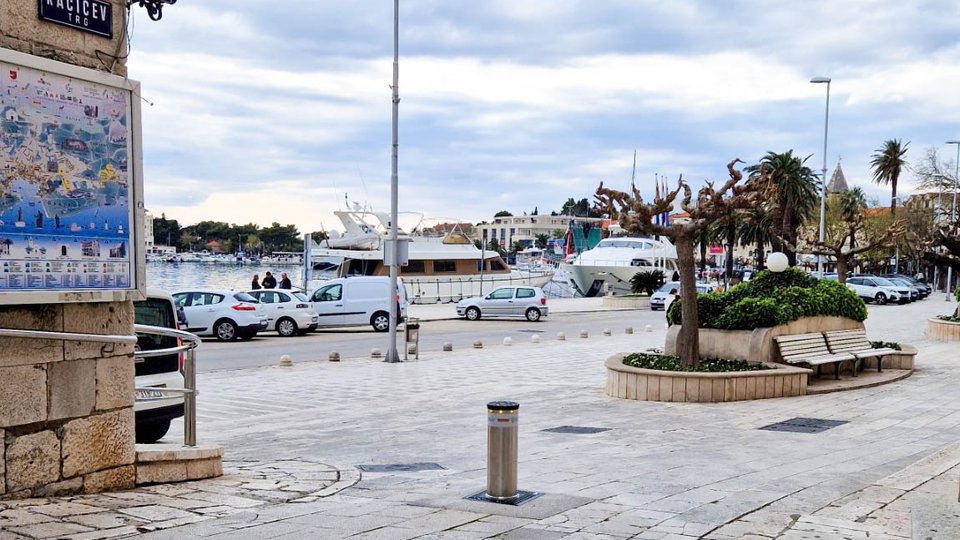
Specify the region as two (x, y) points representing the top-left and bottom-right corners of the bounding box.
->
(136, 388), (165, 400)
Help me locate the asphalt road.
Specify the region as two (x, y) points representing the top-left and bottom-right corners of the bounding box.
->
(192, 308), (671, 372)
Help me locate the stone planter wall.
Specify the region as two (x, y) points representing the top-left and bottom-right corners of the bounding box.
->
(601, 296), (650, 309)
(926, 318), (960, 341)
(664, 316), (864, 363)
(605, 355), (811, 403)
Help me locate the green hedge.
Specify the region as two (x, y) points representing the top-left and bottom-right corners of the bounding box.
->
(666, 267), (867, 329)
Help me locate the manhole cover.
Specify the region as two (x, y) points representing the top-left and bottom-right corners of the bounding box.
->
(358, 463), (446, 473)
(759, 417), (848, 434)
(541, 426), (611, 434)
(466, 490), (542, 506)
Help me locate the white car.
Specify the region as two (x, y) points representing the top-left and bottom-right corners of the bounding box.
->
(456, 286), (548, 321)
(844, 277), (902, 305)
(133, 289), (185, 443)
(650, 281), (713, 311)
(246, 288), (319, 336)
(173, 289), (268, 341)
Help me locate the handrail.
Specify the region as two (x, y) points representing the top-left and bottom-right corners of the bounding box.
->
(0, 327), (137, 344)
(134, 324), (201, 446)
(0, 324), (201, 447)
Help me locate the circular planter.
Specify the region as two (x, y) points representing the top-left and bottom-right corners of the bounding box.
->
(602, 295), (650, 309)
(926, 318), (960, 342)
(605, 354), (811, 403)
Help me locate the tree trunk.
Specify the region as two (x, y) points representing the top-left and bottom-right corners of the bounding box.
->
(836, 256), (848, 284)
(756, 243), (766, 270)
(891, 181), (898, 216)
(782, 208), (798, 266)
(674, 234), (700, 368)
(725, 224), (735, 282)
(699, 241), (707, 275)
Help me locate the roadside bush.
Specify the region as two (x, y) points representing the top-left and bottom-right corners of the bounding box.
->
(630, 269), (665, 295)
(667, 268), (867, 330)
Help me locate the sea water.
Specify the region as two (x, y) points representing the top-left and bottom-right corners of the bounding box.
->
(145, 262), (305, 293)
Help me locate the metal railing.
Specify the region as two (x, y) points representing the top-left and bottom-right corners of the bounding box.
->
(0, 324), (200, 447)
(133, 324), (201, 446)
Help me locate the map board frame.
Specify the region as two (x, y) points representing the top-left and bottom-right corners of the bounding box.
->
(0, 47), (145, 304)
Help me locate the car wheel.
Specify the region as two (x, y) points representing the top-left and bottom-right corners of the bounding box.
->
(525, 307), (541, 322)
(465, 306), (481, 321)
(874, 293), (887, 305)
(371, 311), (390, 332)
(135, 420), (171, 444)
(214, 319), (238, 341)
(277, 317), (298, 337)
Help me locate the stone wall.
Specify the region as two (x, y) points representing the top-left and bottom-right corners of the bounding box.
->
(0, 0), (129, 76)
(1, 303), (136, 498)
(0, 1), (135, 499)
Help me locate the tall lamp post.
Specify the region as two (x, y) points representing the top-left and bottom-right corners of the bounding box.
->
(811, 77), (831, 276)
(946, 140), (960, 301)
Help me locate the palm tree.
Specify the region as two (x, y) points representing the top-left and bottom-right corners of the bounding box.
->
(737, 205), (774, 269)
(746, 151), (819, 266)
(838, 187), (866, 249)
(870, 139), (909, 216)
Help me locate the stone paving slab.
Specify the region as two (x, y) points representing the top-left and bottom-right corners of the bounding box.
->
(0, 459), (355, 539)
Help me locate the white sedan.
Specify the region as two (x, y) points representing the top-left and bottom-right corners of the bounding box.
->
(456, 286), (548, 322)
(246, 289), (319, 336)
(172, 289), (268, 341)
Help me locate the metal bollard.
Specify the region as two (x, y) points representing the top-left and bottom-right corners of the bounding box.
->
(486, 401), (519, 501)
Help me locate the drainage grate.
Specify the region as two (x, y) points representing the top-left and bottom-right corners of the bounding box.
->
(758, 417), (848, 434)
(541, 426), (611, 434)
(358, 463), (446, 473)
(466, 489), (542, 506)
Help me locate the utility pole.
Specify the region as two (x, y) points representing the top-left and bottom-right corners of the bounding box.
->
(385, 0), (401, 363)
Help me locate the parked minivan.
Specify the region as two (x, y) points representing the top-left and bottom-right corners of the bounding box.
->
(309, 276), (408, 332)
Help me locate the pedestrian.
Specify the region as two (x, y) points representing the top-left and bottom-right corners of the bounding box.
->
(279, 272), (291, 289)
(672, 270), (680, 282)
(262, 271), (277, 289)
(251, 274), (261, 290)
(664, 288), (679, 314)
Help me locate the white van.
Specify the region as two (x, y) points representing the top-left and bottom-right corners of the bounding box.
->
(309, 276), (408, 332)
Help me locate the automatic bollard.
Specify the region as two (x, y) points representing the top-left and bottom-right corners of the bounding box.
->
(486, 401), (519, 501)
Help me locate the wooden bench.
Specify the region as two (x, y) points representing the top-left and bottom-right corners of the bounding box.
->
(774, 333), (858, 380)
(824, 329), (900, 373)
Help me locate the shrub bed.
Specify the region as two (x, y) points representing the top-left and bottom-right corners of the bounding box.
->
(667, 268), (867, 329)
(622, 352), (771, 373)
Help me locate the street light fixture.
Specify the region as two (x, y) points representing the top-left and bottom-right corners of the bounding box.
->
(810, 77), (831, 276)
(945, 140), (960, 301)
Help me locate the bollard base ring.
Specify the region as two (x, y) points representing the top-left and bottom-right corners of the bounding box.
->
(466, 489), (542, 506)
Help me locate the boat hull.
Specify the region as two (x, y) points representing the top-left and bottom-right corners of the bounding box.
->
(403, 271), (554, 304)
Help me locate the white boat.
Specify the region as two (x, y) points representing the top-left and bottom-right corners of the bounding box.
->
(564, 236), (679, 297)
(307, 210), (554, 303)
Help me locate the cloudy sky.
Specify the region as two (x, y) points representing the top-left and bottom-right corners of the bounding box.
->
(126, 1), (960, 235)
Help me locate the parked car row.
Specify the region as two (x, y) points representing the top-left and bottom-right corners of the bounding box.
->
(823, 273), (931, 305)
(171, 276), (409, 341)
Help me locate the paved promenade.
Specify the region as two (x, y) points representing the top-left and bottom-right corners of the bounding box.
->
(1, 298), (958, 539)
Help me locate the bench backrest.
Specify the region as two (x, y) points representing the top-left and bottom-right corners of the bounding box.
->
(823, 329), (870, 354)
(774, 332), (832, 363)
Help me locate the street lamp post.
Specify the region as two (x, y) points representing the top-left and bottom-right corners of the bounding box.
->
(946, 140), (960, 301)
(811, 77), (831, 276)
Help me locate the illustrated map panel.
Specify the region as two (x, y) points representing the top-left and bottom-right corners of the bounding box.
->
(0, 62), (133, 291)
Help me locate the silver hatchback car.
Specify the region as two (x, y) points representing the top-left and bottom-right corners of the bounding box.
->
(456, 286), (548, 322)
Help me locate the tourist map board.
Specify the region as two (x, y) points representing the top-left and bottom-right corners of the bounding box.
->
(0, 50), (143, 302)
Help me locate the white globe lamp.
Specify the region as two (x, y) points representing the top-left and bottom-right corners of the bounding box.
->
(767, 252), (789, 273)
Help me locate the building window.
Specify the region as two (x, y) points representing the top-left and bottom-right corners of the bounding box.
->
(404, 260), (425, 274)
(433, 260), (457, 273)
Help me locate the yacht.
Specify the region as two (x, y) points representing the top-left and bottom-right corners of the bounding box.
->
(306, 211), (554, 303)
(564, 235), (678, 297)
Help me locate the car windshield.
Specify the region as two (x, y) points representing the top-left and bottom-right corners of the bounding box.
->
(657, 282), (680, 293)
(872, 277), (897, 287)
(233, 292), (258, 302)
(293, 292), (309, 301)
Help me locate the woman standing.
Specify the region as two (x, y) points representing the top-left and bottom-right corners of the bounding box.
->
(251, 274), (261, 290)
